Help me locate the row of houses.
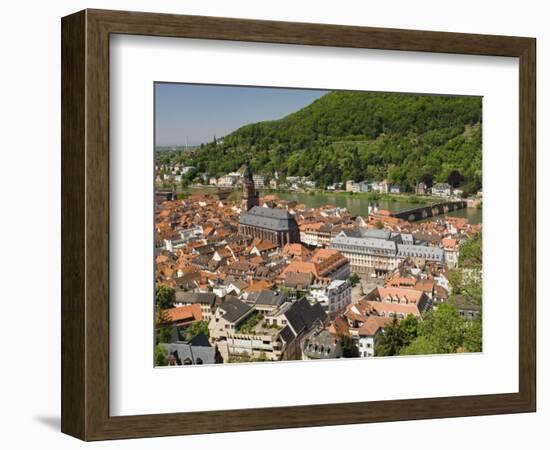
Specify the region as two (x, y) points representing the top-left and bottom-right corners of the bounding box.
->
(345, 180), (464, 198)
(155, 183), (480, 364)
(345, 179), (400, 194)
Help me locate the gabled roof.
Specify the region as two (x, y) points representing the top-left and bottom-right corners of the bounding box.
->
(248, 290), (288, 307)
(283, 271), (314, 289)
(239, 206), (297, 231)
(244, 280), (274, 293)
(303, 329), (342, 359)
(175, 291), (216, 306)
(357, 316), (391, 336)
(219, 298), (253, 323)
(281, 243), (311, 258)
(397, 244), (444, 262)
(159, 342), (216, 365)
(371, 286), (426, 304)
(279, 325), (296, 344)
(450, 294), (481, 311)
(365, 300), (425, 318)
(163, 304), (203, 324)
(251, 239), (278, 252)
(327, 316), (350, 337)
(331, 234), (397, 252)
(283, 298), (327, 335)
(228, 279), (249, 290)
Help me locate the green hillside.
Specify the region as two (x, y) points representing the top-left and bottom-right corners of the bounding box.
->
(178, 91), (482, 193)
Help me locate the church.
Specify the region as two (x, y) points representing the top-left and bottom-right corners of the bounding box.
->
(238, 164), (300, 246)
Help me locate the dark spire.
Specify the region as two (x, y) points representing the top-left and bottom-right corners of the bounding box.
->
(243, 161), (253, 182)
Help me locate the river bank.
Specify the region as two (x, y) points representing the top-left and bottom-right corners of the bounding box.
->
(274, 191), (482, 224)
(156, 183), (482, 224)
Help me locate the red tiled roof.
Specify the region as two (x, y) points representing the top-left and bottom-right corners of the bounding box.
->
(162, 304), (202, 324)
(358, 316), (392, 336)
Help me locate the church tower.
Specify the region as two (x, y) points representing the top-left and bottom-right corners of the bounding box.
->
(242, 162), (259, 211)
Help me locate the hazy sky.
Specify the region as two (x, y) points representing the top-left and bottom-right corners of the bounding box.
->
(155, 83), (327, 146)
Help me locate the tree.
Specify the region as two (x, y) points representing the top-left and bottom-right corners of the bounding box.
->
(399, 302), (476, 356)
(155, 285), (175, 310)
(252, 351), (269, 362)
(447, 170), (463, 188)
(420, 172), (434, 188)
(463, 315), (482, 352)
(177, 91), (482, 192)
(184, 321), (209, 341)
(399, 314), (419, 346)
(340, 334), (359, 358)
(375, 315), (419, 356)
(451, 232), (482, 352)
(400, 335), (438, 356)
(449, 233), (482, 310)
(154, 344), (168, 366)
(348, 273), (360, 286)
(458, 232), (482, 268)
(374, 221), (384, 230)
(376, 317), (404, 356)
(155, 307), (174, 344)
(417, 303), (466, 354)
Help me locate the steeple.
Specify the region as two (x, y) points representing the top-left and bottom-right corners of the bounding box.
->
(243, 162), (253, 183)
(242, 162), (259, 211)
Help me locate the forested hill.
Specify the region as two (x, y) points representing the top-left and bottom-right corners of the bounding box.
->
(185, 91), (483, 193)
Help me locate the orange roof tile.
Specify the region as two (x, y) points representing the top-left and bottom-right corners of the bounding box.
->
(358, 316), (392, 336)
(244, 280), (274, 293)
(162, 304), (202, 324)
(372, 286), (426, 304)
(365, 300), (423, 318)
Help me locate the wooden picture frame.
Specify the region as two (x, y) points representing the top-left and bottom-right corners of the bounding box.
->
(61, 9), (536, 441)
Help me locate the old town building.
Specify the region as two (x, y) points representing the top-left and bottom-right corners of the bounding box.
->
(239, 206), (300, 246)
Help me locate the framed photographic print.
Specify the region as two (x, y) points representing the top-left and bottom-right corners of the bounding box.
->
(61, 9), (536, 441)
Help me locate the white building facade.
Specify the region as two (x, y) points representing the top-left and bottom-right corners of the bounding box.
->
(307, 280), (352, 318)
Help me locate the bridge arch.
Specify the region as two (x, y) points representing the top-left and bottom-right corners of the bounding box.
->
(395, 200), (466, 222)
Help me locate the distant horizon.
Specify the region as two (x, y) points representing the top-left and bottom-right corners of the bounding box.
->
(155, 83), (328, 147)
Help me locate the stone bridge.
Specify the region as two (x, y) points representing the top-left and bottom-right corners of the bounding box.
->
(391, 200), (467, 222)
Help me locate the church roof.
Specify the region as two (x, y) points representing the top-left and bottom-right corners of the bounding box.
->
(239, 206), (297, 231)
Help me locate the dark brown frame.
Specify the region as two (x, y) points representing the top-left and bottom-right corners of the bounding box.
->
(61, 9), (536, 441)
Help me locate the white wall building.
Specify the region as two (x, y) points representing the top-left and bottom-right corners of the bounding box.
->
(307, 280), (352, 318)
(217, 175), (239, 187)
(253, 174), (267, 188)
(431, 182), (453, 197)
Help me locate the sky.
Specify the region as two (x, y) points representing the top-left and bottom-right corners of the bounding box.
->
(155, 83), (328, 147)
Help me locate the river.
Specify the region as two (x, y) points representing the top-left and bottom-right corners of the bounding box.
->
(275, 191), (482, 224)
